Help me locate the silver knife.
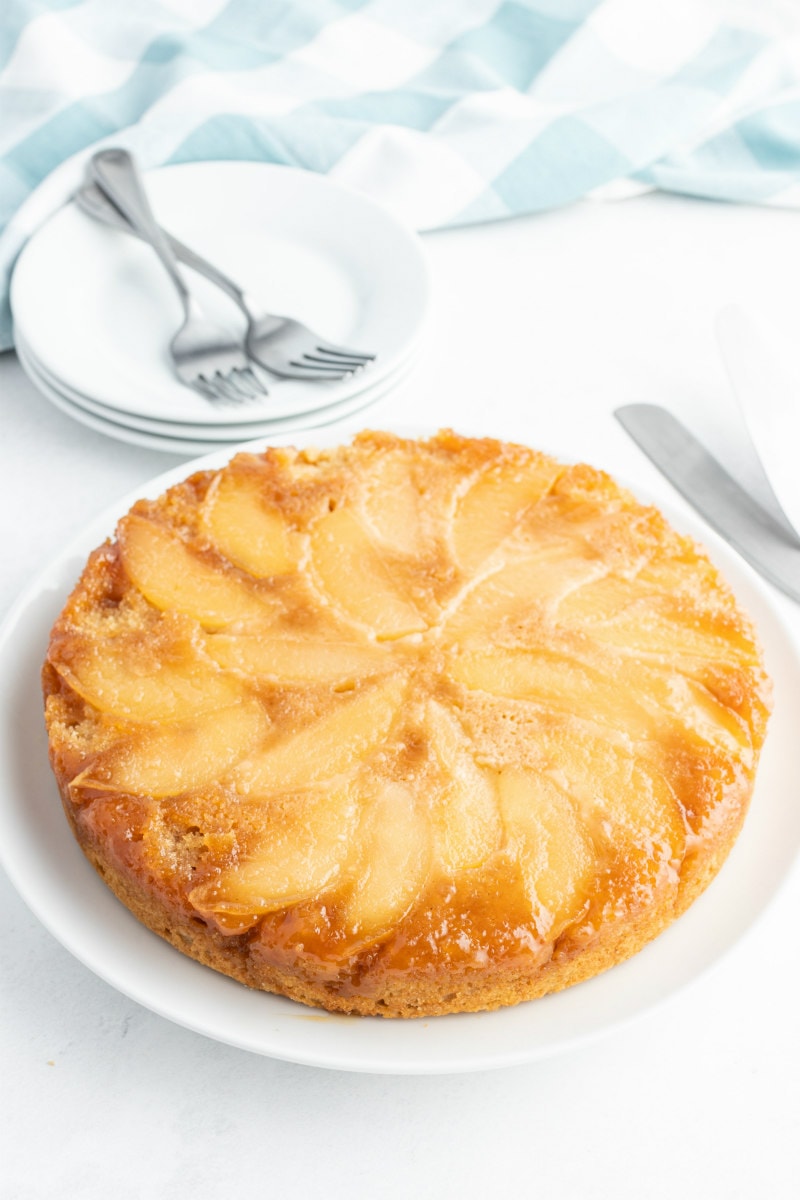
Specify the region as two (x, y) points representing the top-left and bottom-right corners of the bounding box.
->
(614, 404), (800, 603)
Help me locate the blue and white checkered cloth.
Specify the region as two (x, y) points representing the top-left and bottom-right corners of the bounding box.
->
(1, 0), (799, 351)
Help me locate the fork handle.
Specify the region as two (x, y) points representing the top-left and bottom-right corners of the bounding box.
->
(88, 149), (193, 314)
(76, 179), (250, 315)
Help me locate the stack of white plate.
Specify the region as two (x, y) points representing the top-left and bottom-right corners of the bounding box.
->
(11, 162), (430, 454)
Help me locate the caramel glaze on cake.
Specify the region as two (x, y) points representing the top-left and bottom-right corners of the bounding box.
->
(43, 430), (772, 1017)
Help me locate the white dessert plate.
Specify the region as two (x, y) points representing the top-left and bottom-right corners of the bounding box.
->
(1, 427), (799, 1075)
(17, 326), (418, 442)
(17, 336), (418, 455)
(10, 161), (429, 427)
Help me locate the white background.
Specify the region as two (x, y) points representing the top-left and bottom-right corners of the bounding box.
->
(2, 192), (799, 1197)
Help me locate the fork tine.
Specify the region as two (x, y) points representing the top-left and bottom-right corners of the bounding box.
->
(267, 364), (350, 380)
(242, 365), (269, 395)
(203, 371), (250, 404)
(221, 372), (259, 403)
(192, 376), (226, 403)
(302, 354), (366, 370)
(316, 344), (376, 362)
(288, 360), (356, 376)
(231, 366), (267, 398)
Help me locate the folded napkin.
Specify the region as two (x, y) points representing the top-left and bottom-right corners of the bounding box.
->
(1, 0), (799, 352)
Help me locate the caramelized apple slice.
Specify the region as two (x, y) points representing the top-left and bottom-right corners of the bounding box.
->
(452, 457), (561, 574)
(52, 627), (243, 721)
(572, 596), (760, 668)
(613, 656), (753, 758)
(450, 646), (658, 739)
(77, 699), (268, 798)
(535, 724), (685, 904)
(310, 506), (426, 639)
(201, 467), (295, 577)
(497, 769), (593, 939)
(119, 515), (276, 630)
(444, 539), (603, 639)
(556, 572), (647, 626)
(233, 675), (405, 793)
(345, 782), (430, 939)
(426, 700), (501, 872)
(360, 449), (425, 555)
(636, 553), (724, 609)
(189, 781), (359, 919)
(205, 634), (389, 686)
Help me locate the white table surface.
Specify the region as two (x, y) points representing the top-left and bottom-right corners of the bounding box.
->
(2, 192), (799, 1199)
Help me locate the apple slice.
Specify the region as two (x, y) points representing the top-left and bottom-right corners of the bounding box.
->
(450, 646), (658, 739)
(612, 655), (754, 758)
(426, 699), (501, 872)
(200, 466), (295, 577)
(444, 539), (601, 640)
(310, 506), (426, 639)
(534, 724), (685, 905)
(571, 596), (761, 669)
(189, 781), (359, 919)
(77, 698), (268, 798)
(52, 628), (244, 721)
(360, 449), (425, 555)
(119, 515), (277, 630)
(233, 674), (405, 794)
(452, 457), (562, 574)
(344, 781), (430, 940)
(556, 572), (647, 626)
(205, 634), (389, 686)
(497, 769), (593, 939)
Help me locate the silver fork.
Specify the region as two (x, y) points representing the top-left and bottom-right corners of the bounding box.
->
(77, 173), (376, 382)
(87, 149), (268, 404)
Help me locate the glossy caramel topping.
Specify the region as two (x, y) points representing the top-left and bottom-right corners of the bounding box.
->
(46, 431), (771, 972)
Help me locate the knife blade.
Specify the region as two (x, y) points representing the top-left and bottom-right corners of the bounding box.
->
(615, 403), (800, 604)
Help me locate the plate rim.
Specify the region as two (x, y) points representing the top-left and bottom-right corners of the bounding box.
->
(16, 325), (421, 439)
(16, 337), (420, 455)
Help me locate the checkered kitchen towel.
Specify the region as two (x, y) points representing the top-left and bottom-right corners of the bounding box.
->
(1, 0), (799, 351)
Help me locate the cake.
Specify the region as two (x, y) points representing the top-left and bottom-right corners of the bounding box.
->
(42, 430), (772, 1017)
